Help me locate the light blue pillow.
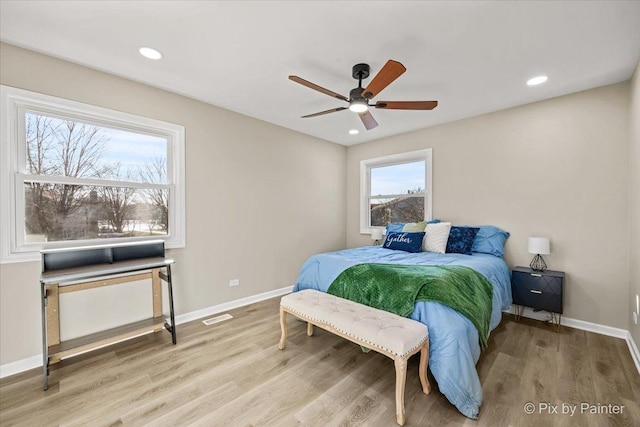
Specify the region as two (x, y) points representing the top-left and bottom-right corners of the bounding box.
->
(386, 222), (404, 233)
(471, 225), (510, 257)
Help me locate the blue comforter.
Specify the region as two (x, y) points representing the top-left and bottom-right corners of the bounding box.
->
(292, 246), (512, 419)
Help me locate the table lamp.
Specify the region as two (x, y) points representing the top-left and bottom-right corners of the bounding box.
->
(371, 228), (383, 246)
(528, 236), (550, 271)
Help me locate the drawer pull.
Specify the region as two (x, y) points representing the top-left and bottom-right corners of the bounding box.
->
(530, 273), (542, 277)
(530, 290), (542, 294)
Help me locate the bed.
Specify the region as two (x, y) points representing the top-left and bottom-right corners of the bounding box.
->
(292, 245), (512, 419)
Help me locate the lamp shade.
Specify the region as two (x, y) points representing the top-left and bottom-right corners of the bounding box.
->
(528, 237), (550, 255)
(371, 229), (383, 241)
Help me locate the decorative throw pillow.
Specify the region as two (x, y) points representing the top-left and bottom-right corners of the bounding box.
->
(402, 221), (427, 232)
(382, 232), (425, 253)
(422, 222), (452, 253)
(446, 226), (480, 255)
(471, 225), (510, 257)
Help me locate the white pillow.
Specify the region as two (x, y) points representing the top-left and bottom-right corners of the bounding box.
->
(423, 222), (452, 253)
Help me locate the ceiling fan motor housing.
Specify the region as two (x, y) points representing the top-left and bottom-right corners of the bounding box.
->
(352, 63), (370, 80)
(350, 87), (366, 101)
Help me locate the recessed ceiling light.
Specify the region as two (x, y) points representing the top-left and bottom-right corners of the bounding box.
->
(139, 47), (163, 60)
(349, 129), (359, 135)
(526, 75), (548, 86)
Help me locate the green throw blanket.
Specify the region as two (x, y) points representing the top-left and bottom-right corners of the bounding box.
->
(327, 263), (494, 350)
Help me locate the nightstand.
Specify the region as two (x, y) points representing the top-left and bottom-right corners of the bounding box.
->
(511, 266), (565, 330)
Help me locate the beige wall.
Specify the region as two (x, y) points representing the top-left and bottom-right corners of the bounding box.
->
(347, 83), (630, 329)
(630, 60), (640, 344)
(0, 43), (347, 365)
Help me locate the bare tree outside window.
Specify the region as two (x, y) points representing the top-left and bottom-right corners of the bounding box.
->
(138, 157), (169, 231)
(100, 165), (136, 234)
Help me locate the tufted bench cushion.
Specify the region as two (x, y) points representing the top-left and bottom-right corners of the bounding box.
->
(280, 289), (428, 358)
(278, 289), (430, 426)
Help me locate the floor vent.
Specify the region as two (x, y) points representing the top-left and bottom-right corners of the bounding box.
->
(202, 313), (234, 326)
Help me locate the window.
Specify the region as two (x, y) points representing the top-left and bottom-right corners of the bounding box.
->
(360, 149), (432, 234)
(1, 85), (185, 263)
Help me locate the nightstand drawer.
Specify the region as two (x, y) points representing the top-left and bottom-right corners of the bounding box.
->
(512, 271), (562, 295)
(512, 286), (562, 314)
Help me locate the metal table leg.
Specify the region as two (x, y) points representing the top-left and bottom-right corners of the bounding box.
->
(164, 264), (177, 345)
(40, 282), (49, 390)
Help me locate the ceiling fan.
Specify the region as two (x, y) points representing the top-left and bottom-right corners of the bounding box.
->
(289, 60), (438, 131)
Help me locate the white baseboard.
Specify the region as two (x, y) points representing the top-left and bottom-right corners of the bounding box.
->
(505, 306), (639, 374)
(0, 285), (293, 379)
(0, 354), (42, 379)
(625, 332), (640, 375)
(504, 306), (628, 338)
(173, 285), (292, 325)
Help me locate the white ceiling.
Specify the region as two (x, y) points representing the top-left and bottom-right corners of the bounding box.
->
(1, 1), (639, 146)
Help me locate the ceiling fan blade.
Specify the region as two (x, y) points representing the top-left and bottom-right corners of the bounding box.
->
(289, 76), (349, 102)
(375, 101), (438, 110)
(301, 107), (347, 118)
(358, 110), (379, 130)
(361, 60), (406, 100)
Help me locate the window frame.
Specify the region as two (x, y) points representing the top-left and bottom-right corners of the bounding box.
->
(360, 148), (433, 234)
(1, 85), (186, 263)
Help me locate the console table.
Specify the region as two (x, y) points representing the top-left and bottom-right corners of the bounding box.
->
(39, 240), (176, 390)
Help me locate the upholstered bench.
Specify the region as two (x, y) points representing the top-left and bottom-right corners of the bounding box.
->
(278, 289), (430, 426)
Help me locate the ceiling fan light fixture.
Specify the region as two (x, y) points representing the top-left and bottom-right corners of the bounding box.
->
(349, 100), (368, 113)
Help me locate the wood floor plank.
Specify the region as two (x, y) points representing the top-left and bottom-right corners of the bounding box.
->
(293, 350), (399, 426)
(586, 332), (637, 427)
(140, 381), (245, 427)
(1, 299), (639, 427)
(514, 323), (559, 427)
(329, 393), (388, 427)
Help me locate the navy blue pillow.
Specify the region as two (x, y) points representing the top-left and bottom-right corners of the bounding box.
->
(446, 226), (480, 255)
(383, 232), (425, 253)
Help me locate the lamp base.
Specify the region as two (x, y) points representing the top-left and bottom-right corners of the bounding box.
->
(530, 254), (547, 272)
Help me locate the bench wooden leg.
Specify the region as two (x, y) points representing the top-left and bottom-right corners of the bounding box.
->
(307, 322), (314, 336)
(419, 342), (431, 395)
(394, 357), (408, 426)
(278, 308), (287, 350)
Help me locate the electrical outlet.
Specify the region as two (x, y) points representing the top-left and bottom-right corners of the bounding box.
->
(634, 312), (638, 326)
(229, 279), (239, 287)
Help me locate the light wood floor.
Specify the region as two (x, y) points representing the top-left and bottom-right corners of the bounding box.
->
(1, 296), (639, 427)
